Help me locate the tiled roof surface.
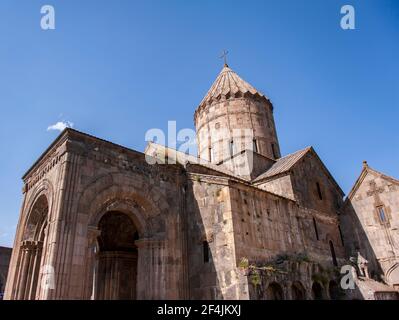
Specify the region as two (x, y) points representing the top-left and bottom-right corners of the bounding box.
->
(199, 65), (267, 107)
(253, 147), (311, 182)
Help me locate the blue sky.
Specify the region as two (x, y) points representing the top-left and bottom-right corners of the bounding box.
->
(0, 0), (398, 247)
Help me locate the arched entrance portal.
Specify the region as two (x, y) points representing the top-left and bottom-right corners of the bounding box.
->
(95, 211), (139, 300)
(14, 194), (48, 300)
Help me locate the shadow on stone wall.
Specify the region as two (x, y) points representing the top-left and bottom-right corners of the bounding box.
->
(185, 178), (222, 300)
(341, 201), (383, 281)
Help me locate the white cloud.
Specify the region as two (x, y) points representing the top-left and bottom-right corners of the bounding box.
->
(47, 121), (74, 132)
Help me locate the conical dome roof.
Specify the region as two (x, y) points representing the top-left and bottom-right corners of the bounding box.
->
(198, 64), (268, 108)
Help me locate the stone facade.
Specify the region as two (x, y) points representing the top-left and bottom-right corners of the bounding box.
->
(340, 162), (399, 296)
(4, 64), (397, 300)
(0, 246), (12, 298)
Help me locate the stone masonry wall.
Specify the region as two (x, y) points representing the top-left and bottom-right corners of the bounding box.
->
(342, 169), (399, 286)
(195, 97), (280, 164)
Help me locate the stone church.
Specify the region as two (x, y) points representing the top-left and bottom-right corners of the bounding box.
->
(4, 64), (398, 300)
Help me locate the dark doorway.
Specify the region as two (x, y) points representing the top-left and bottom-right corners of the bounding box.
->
(96, 211), (139, 300)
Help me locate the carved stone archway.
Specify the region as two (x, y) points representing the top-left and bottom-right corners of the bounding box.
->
(12, 193), (49, 300)
(386, 263), (399, 290)
(83, 194), (168, 300)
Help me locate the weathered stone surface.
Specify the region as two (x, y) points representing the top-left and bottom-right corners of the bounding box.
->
(341, 162), (399, 297)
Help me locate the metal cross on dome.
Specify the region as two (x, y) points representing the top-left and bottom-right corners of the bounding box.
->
(220, 49), (229, 66)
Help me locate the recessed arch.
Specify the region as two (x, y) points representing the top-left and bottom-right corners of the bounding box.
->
(23, 179), (53, 229)
(266, 282), (284, 300)
(23, 194), (48, 241)
(13, 192), (49, 300)
(95, 211), (139, 300)
(386, 263), (399, 288)
(311, 282), (324, 300)
(78, 173), (171, 237)
(89, 198), (147, 238)
(291, 281), (306, 300)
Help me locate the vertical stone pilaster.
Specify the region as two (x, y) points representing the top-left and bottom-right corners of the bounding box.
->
(43, 151), (81, 299)
(83, 227), (101, 300)
(136, 239), (166, 299)
(15, 243), (32, 299)
(12, 241), (43, 300)
(27, 241), (43, 299)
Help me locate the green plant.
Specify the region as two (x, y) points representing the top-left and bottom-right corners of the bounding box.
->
(239, 257), (249, 270)
(250, 271), (261, 287)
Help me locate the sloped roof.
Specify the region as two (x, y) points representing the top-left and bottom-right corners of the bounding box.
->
(144, 142), (250, 181)
(198, 64), (268, 108)
(252, 146), (345, 196)
(253, 147), (311, 182)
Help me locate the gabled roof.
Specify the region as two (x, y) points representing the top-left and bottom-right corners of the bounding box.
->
(252, 146), (345, 196)
(347, 161), (399, 200)
(198, 64), (268, 108)
(253, 147), (311, 182)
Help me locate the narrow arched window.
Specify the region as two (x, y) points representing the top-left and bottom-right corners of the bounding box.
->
(338, 225), (344, 246)
(229, 140), (234, 157)
(271, 143), (277, 159)
(313, 217), (319, 241)
(316, 182), (323, 200)
(203, 241), (210, 263)
(377, 206), (388, 223)
(208, 147), (212, 162)
(253, 139), (258, 153)
(329, 240), (338, 266)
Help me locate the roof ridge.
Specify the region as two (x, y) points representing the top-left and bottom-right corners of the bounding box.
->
(252, 146), (312, 182)
(278, 146), (312, 160)
(347, 164), (399, 201)
(367, 165), (399, 185)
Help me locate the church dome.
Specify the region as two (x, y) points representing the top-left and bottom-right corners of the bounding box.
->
(194, 64), (281, 165)
(197, 64), (269, 110)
